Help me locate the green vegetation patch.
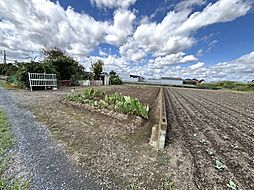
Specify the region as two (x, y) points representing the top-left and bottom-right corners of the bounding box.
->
(0, 110), (28, 189)
(198, 81), (254, 92)
(67, 88), (150, 119)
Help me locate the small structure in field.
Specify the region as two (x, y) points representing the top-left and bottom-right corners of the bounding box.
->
(101, 72), (110, 85)
(28, 72), (57, 91)
(60, 80), (71, 86)
(79, 72), (109, 86)
(158, 77), (183, 85)
(122, 74), (144, 83)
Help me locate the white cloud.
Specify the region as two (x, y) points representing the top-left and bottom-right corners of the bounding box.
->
(105, 10), (136, 46)
(0, 0), (253, 82)
(176, 0), (252, 34)
(153, 53), (197, 67)
(133, 51), (254, 82)
(119, 0), (251, 60)
(175, 0), (206, 11)
(189, 62), (204, 70)
(0, 0), (136, 60)
(90, 0), (137, 9)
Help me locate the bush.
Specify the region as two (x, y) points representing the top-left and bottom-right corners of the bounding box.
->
(109, 70), (122, 85)
(198, 81), (254, 91)
(15, 61), (57, 88)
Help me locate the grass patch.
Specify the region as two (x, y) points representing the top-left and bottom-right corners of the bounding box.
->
(0, 110), (28, 189)
(198, 81), (254, 92)
(0, 80), (18, 90)
(67, 88), (150, 119)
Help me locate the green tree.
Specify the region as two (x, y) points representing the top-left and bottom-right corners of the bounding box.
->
(43, 48), (85, 80)
(0, 63), (18, 76)
(91, 60), (104, 80)
(109, 70), (122, 85)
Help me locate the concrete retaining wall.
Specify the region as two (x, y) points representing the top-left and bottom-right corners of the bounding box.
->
(149, 87), (168, 149)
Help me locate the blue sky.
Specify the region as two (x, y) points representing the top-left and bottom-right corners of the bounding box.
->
(0, 0), (254, 81)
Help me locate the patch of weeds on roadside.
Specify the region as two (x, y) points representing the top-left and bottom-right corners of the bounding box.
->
(160, 176), (175, 190)
(0, 110), (28, 189)
(157, 151), (170, 166)
(215, 160), (227, 171)
(226, 180), (237, 190)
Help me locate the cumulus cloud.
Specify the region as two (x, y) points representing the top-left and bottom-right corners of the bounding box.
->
(176, 0), (252, 34)
(0, 0), (136, 60)
(90, 0), (137, 9)
(0, 0), (253, 82)
(175, 0), (206, 11)
(189, 62), (204, 70)
(133, 51), (254, 82)
(104, 10), (136, 46)
(119, 0), (251, 60)
(148, 53), (198, 69)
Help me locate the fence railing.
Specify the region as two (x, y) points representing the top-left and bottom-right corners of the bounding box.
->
(28, 72), (57, 91)
(79, 80), (103, 86)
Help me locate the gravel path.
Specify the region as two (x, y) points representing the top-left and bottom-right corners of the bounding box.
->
(0, 87), (102, 190)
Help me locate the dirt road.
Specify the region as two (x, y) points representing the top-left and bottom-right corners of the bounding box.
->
(165, 87), (254, 190)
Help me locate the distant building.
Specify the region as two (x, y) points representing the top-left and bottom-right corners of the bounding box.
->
(121, 74), (144, 83)
(144, 77), (183, 85)
(183, 78), (205, 85)
(101, 72), (110, 85)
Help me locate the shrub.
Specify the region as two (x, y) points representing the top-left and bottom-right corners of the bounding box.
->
(109, 70), (122, 85)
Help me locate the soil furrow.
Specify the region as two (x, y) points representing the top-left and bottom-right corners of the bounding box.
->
(167, 88), (254, 189)
(166, 88), (227, 189)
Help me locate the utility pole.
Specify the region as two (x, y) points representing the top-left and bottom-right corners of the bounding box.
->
(3, 50), (7, 64)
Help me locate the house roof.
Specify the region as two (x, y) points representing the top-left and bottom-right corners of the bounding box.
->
(101, 72), (109, 76)
(130, 74), (141, 78)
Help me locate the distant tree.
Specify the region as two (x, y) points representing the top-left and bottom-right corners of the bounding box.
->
(109, 70), (117, 76)
(91, 60), (104, 80)
(0, 63), (18, 76)
(109, 70), (122, 85)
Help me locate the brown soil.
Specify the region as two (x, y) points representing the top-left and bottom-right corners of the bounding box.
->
(11, 85), (254, 189)
(12, 85), (174, 189)
(165, 87), (254, 190)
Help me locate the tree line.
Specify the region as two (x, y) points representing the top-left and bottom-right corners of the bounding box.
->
(0, 48), (122, 87)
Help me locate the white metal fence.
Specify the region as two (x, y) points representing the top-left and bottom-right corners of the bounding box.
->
(28, 72), (57, 91)
(90, 80), (103, 86)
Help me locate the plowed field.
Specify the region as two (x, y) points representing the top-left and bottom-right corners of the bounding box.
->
(165, 87), (254, 190)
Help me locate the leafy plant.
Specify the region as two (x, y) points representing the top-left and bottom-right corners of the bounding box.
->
(67, 89), (150, 118)
(215, 160), (226, 171)
(160, 176), (175, 190)
(227, 180), (237, 190)
(206, 148), (216, 156)
(128, 182), (139, 190)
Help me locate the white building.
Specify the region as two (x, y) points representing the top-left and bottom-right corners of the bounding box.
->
(141, 77), (183, 86)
